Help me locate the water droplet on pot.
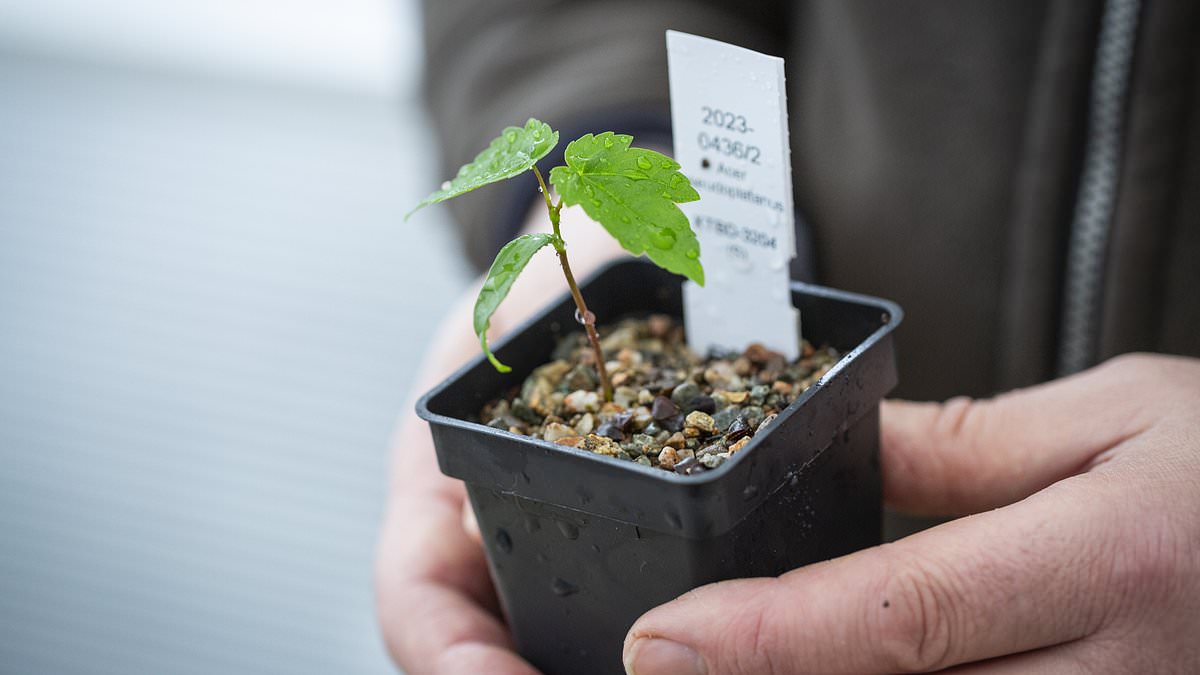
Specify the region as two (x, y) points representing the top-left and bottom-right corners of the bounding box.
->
(636, 156), (652, 170)
(742, 485), (759, 501)
(556, 521), (579, 540)
(536, 553), (548, 563)
(651, 228), (677, 249)
(551, 577), (579, 596)
(494, 528), (513, 554)
(524, 515), (540, 533)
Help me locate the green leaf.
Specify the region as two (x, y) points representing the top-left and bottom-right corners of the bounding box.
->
(549, 132), (704, 284)
(474, 233), (556, 372)
(406, 119), (558, 219)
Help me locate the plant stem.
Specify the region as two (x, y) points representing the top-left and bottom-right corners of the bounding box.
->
(534, 166), (613, 402)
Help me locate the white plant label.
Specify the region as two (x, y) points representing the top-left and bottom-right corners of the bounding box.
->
(666, 30), (801, 360)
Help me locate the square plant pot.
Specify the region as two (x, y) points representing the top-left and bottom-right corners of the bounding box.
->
(416, 259), (901, 675)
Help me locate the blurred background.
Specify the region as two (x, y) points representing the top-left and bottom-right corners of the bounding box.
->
(0, 1), (469, 672)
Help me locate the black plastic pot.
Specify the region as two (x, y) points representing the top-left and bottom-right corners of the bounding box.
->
(416, 259), (901, 675)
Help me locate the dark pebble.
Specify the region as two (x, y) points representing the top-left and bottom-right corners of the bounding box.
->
(685, 395), (716, 415)
(651, 396), (679, 420)
(661, 414), (685, 433)
(673, 456), (702, 475)
(697, 443), (723, 458)
(595, 419), (625, 441)
(724, 416), (752, 443)
(511, 398), (542, 424)
(670, 382), (701, 407)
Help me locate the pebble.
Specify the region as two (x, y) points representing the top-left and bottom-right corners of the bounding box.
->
(749, 385), (770, 406)
(647, 314), (672, 338)
(728, 437), (750, 454)
(584, 434), (622, 457)
(630, 407), (654, 431)
(651, 396), (679, 420)
(722, 390), (749, 405)
(676, 447), (695, 461)
(637, 389), (655, 405)
(564, 363), (597, 391)
(742, 405), (765, 429)
(685, 395), (716, 415)
(555, 435), (585, 448)
(564, 390), (600, 414)
(757, 413), (778, 433)
(724, 416), (752, 443)
(674, 456), (701, 475)
(543, 422), (576, 443)
(712, 406), (742, 432)
(658, 447), (679, 470)
(703, 361), (736, 390)
(595, 418), (624, 441)
(635, 455), (652, 466)
(612, 386), (639, 409)
(771, 381), (794, 396)
(670, 381), (701, 408)
(696, 443), (723, 457)
(699, 453), (729, 469)
(574, 413), (595, 436)
(664, 432), (686, 449)
(684, 411), (717, 434)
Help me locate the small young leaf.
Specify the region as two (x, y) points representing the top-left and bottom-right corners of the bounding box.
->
(474, 233), (556, 372)
(407, 119), (559, 219)
(549, 132), (704, 284)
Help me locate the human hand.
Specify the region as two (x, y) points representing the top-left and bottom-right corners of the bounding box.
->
(623, 353), (1200, 674)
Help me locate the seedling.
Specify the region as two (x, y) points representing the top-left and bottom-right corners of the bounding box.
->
(408, 119), (704, 400)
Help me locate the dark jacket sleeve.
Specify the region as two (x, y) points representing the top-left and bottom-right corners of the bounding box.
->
(420, 0), (788, 271)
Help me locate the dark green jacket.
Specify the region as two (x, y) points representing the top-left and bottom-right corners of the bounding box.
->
(421, 0), (1200, 401)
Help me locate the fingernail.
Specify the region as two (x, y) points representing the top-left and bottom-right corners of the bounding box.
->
(624, 638), (706, 675)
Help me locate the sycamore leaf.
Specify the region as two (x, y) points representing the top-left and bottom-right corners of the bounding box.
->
(548, 132), (703, 284)
(407, 119), (558, 219)
(474, 233), (556, 372)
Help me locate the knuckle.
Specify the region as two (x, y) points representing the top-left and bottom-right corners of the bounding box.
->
(875, 558), (957, 672)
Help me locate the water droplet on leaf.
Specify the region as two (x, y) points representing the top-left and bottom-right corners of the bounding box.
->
(650, 228), (677, 249)
(603, 137), (614, 149)
(636, 156), (652, 170)
(685, 248), (699, 260)
(504, 130), (518, 143)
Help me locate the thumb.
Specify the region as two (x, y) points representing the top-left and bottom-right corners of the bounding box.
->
(623, 474), (1121, 675)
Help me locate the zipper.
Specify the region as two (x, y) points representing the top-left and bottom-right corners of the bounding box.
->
(1058, 0), (1142, 376)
